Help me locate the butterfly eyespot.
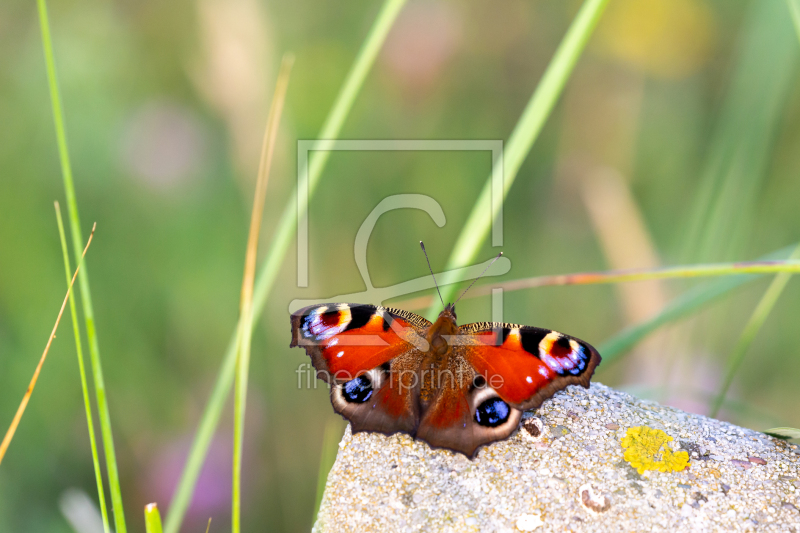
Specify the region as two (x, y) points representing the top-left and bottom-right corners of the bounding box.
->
(474, 398), (510, 427)
(554, 335), (572, 353)
(302, 307), (352, 341)
(342, 375), (373, 403)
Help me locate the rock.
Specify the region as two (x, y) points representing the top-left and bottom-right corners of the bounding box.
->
(313, 383), (800, 532)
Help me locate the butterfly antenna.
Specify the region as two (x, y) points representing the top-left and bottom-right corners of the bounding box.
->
(419, 241), (445, 307)
(454, 252), (503, 305)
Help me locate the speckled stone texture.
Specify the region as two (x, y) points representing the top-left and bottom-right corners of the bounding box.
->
(313, 383), (800, 532)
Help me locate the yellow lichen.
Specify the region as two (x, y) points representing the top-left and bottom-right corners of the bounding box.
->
(620, 426), (690, 474)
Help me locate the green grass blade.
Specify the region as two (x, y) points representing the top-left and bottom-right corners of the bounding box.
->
(599, 276), (757, 364)
(764, 427), (800, 440)
(305, 0), (407, 191)
(36, 1), (127, 531)
(251, 0), (407, 316)
(788, 0), (800, 42)
(232, 329), (246, 533)
(427, 0), (610, 319)
(598, 244), (799, 365)
(313, 419), (343, 522)
(55, 204), (110, 533)
(164, 3), (405, 531)
(709, 244), (800, 418)
(681, 1), (796, 264)
(144, 504), (164, 533)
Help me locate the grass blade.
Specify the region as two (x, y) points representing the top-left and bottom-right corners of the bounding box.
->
(709, 244), (800, 418)
(313, 419), (343, 522)
(764, 427), (800, 440)
(232, 54), (292, 533)
(787, 0), (800, 43)
(394, 259), (800, 310)
(0, 225), (95, 466)
(55, 203), (110, 533)
(427, 0), (610, 319)
(144, 503), (164, 533)
(681, 1), (796, 265)
(36, 1), (127, 530)
(165, 3), (406, 531)
(598, 245), (799, 364)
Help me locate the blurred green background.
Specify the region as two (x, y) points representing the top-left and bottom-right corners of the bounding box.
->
(1, 0), (799, 531)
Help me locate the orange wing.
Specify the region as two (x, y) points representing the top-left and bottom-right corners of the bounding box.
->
(290, 303), (430, 382)
(459, 322), (602, 410)
(290, 304), (431, 436)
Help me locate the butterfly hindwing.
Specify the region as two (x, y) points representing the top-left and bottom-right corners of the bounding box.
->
(459, 322), (601, 411)
(290, 303), (431, 435)
(330, 350), (422, 435)
(414, 347), (523, 457)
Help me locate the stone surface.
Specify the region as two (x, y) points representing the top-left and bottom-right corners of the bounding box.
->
(313, 383), (800, 532)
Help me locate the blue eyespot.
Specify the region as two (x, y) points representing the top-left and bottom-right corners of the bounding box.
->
(342, 375), (373, 403)
(474, 398), (510, 427)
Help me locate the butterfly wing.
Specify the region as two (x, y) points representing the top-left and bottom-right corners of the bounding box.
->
(459, 322), (602, 411)
(414, 345), (523, 457)
(291, 306), (602, 457)
(290, 303), (431, 435)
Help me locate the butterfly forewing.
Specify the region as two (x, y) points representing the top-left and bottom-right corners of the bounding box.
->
(459, 322), (601, 411)
(291, 303), (430, 382)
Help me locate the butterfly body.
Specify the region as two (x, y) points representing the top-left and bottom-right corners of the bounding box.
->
(290, 302), (601, 457)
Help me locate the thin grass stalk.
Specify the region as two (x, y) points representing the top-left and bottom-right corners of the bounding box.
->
(396, 259), (800, 310)
(56, 203), (110, 533)
(394, 246), (800, 366)
(709, 244), (800, 418)
(232, 54), (292, 533)
(479, 261), (800, 291)
(0, 225), (95, 465)
(36, 1), (127, 530)
(251, 0), (407, 319)
(427, 0), (610, 319)
(165, 3), (405, 530)
(598, 245), (799, 364)
(662, 2), (797, 404)
(144, 504), (164, 533)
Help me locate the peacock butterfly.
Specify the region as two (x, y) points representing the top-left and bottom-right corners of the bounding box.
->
(289, 244), (601, 457)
